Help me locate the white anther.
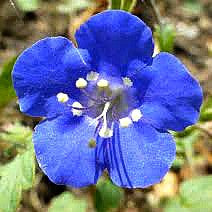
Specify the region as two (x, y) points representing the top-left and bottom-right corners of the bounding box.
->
(56, 92), (69, 103)
(97, 79), (109, 88)
(99, 127), (113, 138)
(86, 71), (99, 81)
(131, 109), (143, 122)
(76, 78), (88, 89)
(119, 117), (133, 128)
(72, 102), (83, 116)
(122, 77), (133, 87)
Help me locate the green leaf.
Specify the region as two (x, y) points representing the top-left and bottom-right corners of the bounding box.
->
(179, 176), (212, 210)
(172, 156), (185, 169)
(174, 129), (200, 152)
(183, 0), (202, 15)
(164, 197), (190, 212)
(15, 0), (40, 12)
(0, 145), (35, 212)
(200, 96), (212, 113)
(164, 176), (212, 212)
(176, 130), (200, 149)
(0, 56), (17, 108)
(108, 0), (122, 10)
(94, 179), (124, 212)
(0, 122), (32, 147)
(121, 0), (137, 12)
(173, 130), (200, 168)
(48, 192), (87, 212)
(154, 24), (176, 53)
(57, 0), (94, 14)
(200, 96), (212, 122)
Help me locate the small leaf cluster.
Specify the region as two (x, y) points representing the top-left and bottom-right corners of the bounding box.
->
(164, 176), (212, 212)
(109, 0), (137, 12)
(94, 178), (124, 212)
(0, 124), (35, 212)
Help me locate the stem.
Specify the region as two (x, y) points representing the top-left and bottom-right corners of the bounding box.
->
(9, 0), (24, 21)
(108, 0), (122, 9)
(121, 0), (137, 12)
(184, 140), (195, 175)
(147, 0), (163, 26)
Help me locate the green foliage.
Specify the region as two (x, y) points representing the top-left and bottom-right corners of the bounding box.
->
(15, 0), (40, 12)
(109, 0), (137, 12)
(172, 95), (211, 169)
(121, 0), (137, 12)
(0, 145), (35, 212)
(164, 197), (191, 212)
(180, 176), (212, 209)
(0, 124), (35, 212)
(0, 122), (32, 147)
(200, 96), (212, 122)
(108, 0), (122, 10)
(94, 178), (124, 212)
(183, 0), (202, 15)
(173, 129), (200, 168)
(57, 0), (94, 14)
(164, 176), (212, 211)
(0, 56), (17, 108)
(155, 24), (176, 53)
(48, 192), (87, 212)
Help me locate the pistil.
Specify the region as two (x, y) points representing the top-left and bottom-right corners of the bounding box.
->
(89, 101), (113, 138)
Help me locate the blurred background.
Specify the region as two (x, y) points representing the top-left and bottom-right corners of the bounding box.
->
(0, 0), (211, 211)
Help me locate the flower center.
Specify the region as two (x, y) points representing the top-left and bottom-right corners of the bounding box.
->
(57, 71), (143, 138)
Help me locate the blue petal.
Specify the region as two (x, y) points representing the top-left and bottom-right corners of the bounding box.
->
(108, 122), (176, 188)
(126, 65), (154, 103)
(75, 10), (154, 76)
(141, 52), (203, 131)
(33, 115), (105, 188)
(12, 37), (91, 118)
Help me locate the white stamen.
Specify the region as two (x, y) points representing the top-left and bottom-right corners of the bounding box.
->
(86, 71), (99, 81)
(119, 117), (132, 128)
(76, 78), (88, 89)
(122, 77), (133, 87)
(72, 102), (83, 116)
(131, 109), (143, 122)
(56, 92), (69, 103)
(97, 79), (109, 88)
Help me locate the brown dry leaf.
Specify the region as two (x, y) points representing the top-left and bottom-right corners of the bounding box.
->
(196, 142), (212, 165)
(206, 37), (212, 55)
(180, 164), (195, 179)
(68, 7), (97, 45)
(123, 209), (139, 212)
(153, 172), (178, 198)
(68, 0), (108, 44)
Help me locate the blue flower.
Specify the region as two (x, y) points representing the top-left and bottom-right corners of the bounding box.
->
(12, 10), (203, 188)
